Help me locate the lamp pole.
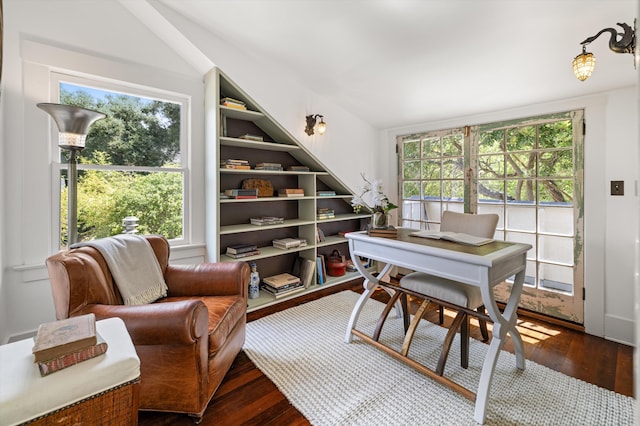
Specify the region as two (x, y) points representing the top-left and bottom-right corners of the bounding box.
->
(66, 147), (81, 245)
(37, 103), (106, 247)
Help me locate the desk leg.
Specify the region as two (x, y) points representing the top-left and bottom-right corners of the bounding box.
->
(344, 243), (397, 343)
(474, 263), (527, 424)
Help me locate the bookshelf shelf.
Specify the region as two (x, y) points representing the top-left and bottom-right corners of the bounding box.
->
(208, 69), (368, 311)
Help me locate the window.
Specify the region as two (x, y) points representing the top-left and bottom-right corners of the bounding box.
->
(51, 73), (188, 248)
(398, 111), (584, 323)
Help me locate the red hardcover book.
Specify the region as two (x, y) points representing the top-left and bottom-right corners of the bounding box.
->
(37, 334), (108, 376)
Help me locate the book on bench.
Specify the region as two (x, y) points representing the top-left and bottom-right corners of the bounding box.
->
(410, 230), (494, 246)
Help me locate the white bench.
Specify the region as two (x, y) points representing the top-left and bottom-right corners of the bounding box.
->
(0, 318), (140, 426)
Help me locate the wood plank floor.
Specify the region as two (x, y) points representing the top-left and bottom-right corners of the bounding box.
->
(138, 280), (634, 425)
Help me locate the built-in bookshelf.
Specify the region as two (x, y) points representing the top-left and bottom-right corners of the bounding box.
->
(205, 69), (369, 312)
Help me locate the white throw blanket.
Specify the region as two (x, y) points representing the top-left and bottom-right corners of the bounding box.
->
(72, 234), (168, 305)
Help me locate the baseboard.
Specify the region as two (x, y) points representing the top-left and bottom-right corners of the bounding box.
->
(604, 314), (635, 347)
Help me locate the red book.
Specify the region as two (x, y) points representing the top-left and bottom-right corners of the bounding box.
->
(37, 334), (108, 376)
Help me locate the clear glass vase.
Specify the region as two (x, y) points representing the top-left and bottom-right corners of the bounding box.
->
(371, 212), (388, 229)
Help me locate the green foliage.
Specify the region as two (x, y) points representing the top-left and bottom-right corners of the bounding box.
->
(76, 169), (183, 242)
(401, 119), (575, 204)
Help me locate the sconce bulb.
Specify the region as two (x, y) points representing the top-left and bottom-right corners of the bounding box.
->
(317, 119), (326, 135)
(572, 49), (596, 81)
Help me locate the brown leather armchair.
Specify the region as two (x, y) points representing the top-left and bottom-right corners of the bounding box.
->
(45, 235), (250, 423)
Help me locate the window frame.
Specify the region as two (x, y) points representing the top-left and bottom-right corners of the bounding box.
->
(49, 71), (190, 248)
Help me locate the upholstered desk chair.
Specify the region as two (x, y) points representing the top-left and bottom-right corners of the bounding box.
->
(400, 211), (498, 375)
(46, 235), (250, 424)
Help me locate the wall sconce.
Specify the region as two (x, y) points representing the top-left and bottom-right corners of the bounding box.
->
(37, 103), (106, 246)
(572, 20), (636, 81)
(305, 114), (326, 136)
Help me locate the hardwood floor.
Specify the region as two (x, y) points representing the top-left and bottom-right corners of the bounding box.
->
(138, 280), (634, 425)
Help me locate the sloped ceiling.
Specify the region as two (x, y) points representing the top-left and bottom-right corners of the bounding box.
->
(157, 0), (637, 129)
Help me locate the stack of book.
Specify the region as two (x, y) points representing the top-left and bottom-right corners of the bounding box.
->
(238, 134), (263, 141)
(287, 165), (310, 172)
(261, 273), (305, 299)
(278, 188), (305, 197)
(224, 188), (258, 199)
(255, 162), (283, 171)
(316, 190), (336, 196)
(272, 238), (307, 250)
(250, 216), (284, 226)
(317, 208), (335, 220)
(220, 159), (250, 170)
(225, 243), (260, 259)
(368, 225), (398, 238)
(32, 313), (108, 376)
(220, 97), (247, 110)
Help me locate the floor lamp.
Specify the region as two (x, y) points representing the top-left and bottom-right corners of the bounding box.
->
(37, 103), (106, 246)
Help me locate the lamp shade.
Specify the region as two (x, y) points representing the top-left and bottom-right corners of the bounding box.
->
(572, 51), (596, 81)
(37, 103), (106, 149)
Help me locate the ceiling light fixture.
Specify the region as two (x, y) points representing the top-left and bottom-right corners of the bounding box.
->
(572, 20), (636, 81)
(305, 114), (326, 136)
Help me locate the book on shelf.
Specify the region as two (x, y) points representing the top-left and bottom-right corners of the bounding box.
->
(316, 190), (336, 196)
(278, 188), (305, 197)
(410, 230), (494, 246)
(255, 164), (283, 171)
(261, 283), (306, 299)
(250, 216), (284, 226)
(345, 259), (357, 272)
(32, 313), (98, 363)
(224, 188), (259, 198)
(37, 333), (108, 376)
(316, 254), (327, 284)
(317, 208), (335, 219)
(317, 213), (336, 220)
(292, 256), (317, 288)
(220, 97), (247, 110)
(256, 162), (282, 168)
(226, 243), (259, 254)
(224, 250), (260, 259)
(338, 230), (354, 237)
(222, 158), (250, 165)
(220, 164), (251, 170)
(287, 165), (310, 172)
(272, 238), (307, 249)
(315, 226), (326, 243)
(263, 272), (301, 289)
(237, 134), (264, 141)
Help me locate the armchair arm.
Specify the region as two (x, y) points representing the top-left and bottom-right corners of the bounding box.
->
(77, 299), (209, 346)
(165, 261), (250, 299)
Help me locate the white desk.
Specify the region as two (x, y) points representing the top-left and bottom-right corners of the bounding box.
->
(0, 318), (140, 426)
(345, 228), (531, 424)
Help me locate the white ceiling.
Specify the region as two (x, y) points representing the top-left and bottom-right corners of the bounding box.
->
(158, 0), (637, 129)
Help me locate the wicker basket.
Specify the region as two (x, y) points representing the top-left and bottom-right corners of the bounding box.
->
(25, 379), (140, 426)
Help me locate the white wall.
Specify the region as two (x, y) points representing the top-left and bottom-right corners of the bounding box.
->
(383, 88), (638, 344)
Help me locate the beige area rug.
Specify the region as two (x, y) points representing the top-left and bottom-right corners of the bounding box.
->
(244, 290), (634, 426)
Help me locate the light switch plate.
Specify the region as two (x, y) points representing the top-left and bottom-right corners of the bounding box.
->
(611, 180), (624, 196)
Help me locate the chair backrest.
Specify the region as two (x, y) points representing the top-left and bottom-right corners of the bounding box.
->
(440, 211), (498, 239)
(46, 235), (170, 319)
